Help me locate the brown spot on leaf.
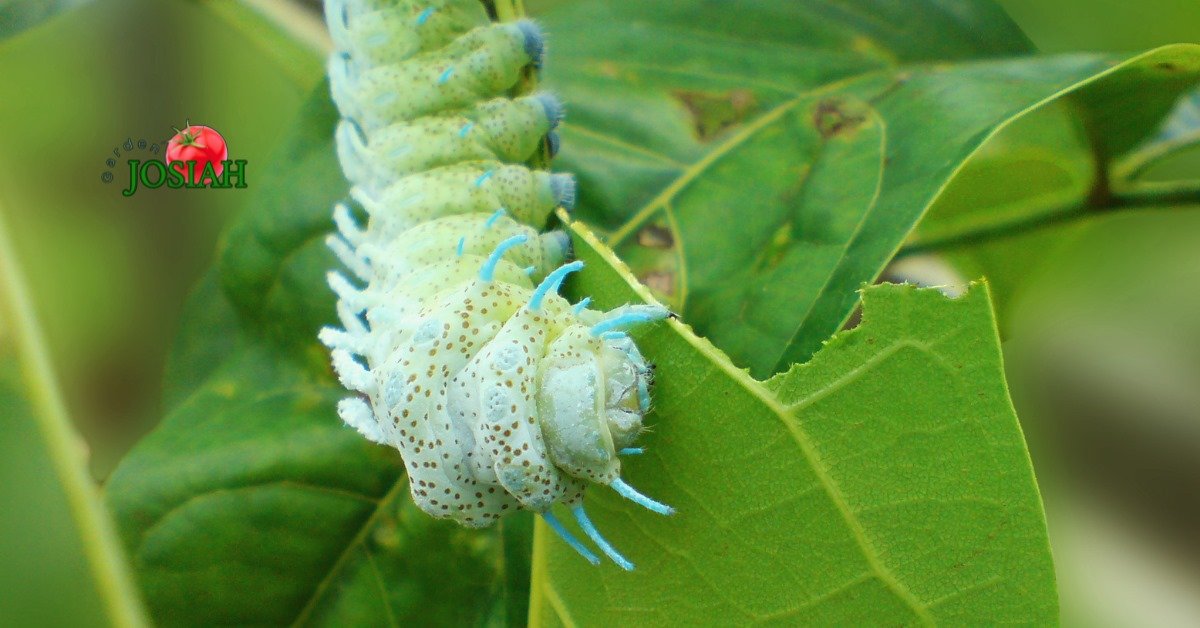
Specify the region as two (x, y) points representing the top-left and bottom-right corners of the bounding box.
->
(672, 89), (758, 140)
(812, 98), (868, 139)
(637, 224), (675, 249)
(640, 271), (676, 296)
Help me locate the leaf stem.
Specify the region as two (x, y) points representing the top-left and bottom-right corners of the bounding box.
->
(898, 178), (1200, 257)
(0, 186), (150, 626)
(1112, 128), (1200, 181)
(491, 0), (525, 21)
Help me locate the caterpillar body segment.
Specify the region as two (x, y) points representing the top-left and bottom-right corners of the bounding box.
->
(321, 0), (671, 568)
(335, 93), (561, 192)
(330, 21), (543, 130)
(326, 0), (486, 68)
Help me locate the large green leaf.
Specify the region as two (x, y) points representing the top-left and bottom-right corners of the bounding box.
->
(528, 220), (1055, 625)
(1114, 86), (1200, 181)
(538, 0), (1200, 378)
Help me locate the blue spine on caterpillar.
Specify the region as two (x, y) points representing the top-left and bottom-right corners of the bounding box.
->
(320, 0), (672, 570)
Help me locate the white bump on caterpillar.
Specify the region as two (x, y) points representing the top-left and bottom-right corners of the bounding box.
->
(320, 0), (672, 567)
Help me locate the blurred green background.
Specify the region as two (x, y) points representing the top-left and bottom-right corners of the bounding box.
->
(0, 0), (1196, 626)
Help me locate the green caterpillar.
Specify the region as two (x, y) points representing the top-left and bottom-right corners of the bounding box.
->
(320, 0), (672, 570)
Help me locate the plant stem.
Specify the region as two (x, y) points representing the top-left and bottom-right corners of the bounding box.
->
(898, 179), (1200, 257)
(0, 187), (150, 627)
(492, 0), (525, 21)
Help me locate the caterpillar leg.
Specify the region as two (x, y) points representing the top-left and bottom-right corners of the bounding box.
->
(327, 270), (369, 313)
(572, 504), (634, 571)
(329, 348), (376, 395)
(542, 511), (600, 566)
(337, 396), (387, 444)
(336, 300), (369, 337)
(333, 202), (365, 246)
(319, 326), (366, 356)
(326, 233), (372, 282)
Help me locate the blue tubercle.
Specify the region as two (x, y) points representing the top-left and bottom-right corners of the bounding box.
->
(479, 234), (528, 282)
(523, 265), (535, 275)
(456, 236), (465, 257)
(536, 92), (564, 128)
(542, 511), (599, 565)
(475, 170), (495, 187)
(549, 173), (576, 210)
(546, 130), (561, 158)
(515, 20), (545, 67)
(458, 122), (474, 138)
(619, 447), (644, 456)
(599, 330), (627, 341)
(485, 207), (506, 227)
(591, 306), (670, 336)
(572, 505), (634, 571)
(415, 7), (435, 25)
(546, 230), (572, 260)
(530, 261), (584, 311)
(572, 297), (592, 315)
(610, 478), (674, 516)
(438, 67), (454, 84)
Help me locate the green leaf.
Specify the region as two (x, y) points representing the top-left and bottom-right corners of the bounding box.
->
(217, 81), (343, 353)
(529, 219), (1056, 625)
(1114, 86), (1200, 180)
(198, 0), (328, 88)
(898, 104), (1097, 313)
(538, 0), (1200, 378)
(0, 0), (89, 41)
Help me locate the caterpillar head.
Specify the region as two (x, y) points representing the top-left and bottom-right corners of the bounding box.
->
(534, 308), (664, 485)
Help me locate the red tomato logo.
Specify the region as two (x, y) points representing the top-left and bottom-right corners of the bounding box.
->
(166, 122), (228, 184)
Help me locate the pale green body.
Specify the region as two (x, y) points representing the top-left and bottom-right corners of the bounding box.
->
(321, 0), (665, 541)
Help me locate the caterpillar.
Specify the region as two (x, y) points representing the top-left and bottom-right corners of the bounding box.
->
(318, 0), (673, 571)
